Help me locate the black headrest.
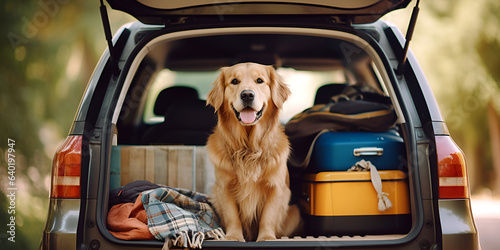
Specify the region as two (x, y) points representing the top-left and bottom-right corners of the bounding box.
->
(314, 83), (348, 105)
(153, 86), (199, 116)
(162, 99), (217, 131)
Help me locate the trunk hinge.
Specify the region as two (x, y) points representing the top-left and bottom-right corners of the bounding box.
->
(396, 0), (420, 76)
(100, 0), (119, 75)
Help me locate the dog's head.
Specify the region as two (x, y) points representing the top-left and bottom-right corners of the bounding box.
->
(207, 63), (291, 126)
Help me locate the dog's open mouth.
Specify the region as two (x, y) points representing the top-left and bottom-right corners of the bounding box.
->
(233, 106), (263, 125)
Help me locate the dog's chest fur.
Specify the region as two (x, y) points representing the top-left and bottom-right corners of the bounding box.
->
(226, 160), (270, 240)
(228, 142), (286, 240)
(234, 177), (267, 240)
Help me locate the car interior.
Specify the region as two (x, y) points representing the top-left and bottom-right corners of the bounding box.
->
(106, 31), (409, 243)
(115, 33), (385, 146)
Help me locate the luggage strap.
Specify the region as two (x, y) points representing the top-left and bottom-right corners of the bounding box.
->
(348, 160), (393, 212)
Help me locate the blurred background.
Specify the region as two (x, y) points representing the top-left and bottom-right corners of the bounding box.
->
(0, 0), (499, 249)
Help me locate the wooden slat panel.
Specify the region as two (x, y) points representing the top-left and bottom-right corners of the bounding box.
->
(129, 147), (146, 182)
(117, 146), (215, 193)
(176, 147), (193, 190)
(145, 147), (155, 182)
(167, 147), (178, 187)
(110, 146), (122, 190)
(195, 147), (204, 193)
(201, 147), (216, 194)
(155, 147), (168, 185)
(120, 146), (130, 185)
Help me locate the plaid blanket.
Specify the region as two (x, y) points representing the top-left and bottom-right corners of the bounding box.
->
(141, 187), (225, 249)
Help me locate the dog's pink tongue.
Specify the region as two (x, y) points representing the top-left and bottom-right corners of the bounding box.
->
(240, 109), (256, 124)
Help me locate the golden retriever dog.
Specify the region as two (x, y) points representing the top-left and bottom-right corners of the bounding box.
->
(206, 62), (302, 242)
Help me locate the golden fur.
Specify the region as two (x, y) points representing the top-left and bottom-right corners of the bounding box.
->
(206, 62), (301, 242)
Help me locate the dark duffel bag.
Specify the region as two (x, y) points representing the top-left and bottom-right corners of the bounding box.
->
(285, 85), (398, 168)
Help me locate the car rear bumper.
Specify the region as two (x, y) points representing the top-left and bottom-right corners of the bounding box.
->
(40, 199), (80, 250)
(439, 199), (481, 250)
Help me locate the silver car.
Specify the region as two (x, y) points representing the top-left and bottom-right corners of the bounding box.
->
(41, 0), (481, 249)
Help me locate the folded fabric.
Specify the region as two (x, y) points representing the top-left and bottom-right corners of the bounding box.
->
(141, 187), (225, 249)
(109, 180), (163, 209)
(107, 194), (155, 240)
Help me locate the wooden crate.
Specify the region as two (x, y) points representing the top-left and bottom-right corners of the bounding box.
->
(111, 146), (214, 194)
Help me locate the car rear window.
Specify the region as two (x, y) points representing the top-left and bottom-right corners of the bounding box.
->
(143, 68), (347, 124)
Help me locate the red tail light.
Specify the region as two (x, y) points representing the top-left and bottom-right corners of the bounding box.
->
(50, 135), (82, 199)
(435, 136), (470, 199)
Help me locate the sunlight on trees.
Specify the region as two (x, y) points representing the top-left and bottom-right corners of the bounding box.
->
(385, 0), (500, 195)
(0, 1), (133, 248)
(0, 0), (499, 248)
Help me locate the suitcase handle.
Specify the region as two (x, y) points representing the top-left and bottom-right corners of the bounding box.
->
(353, 147), (384, 156)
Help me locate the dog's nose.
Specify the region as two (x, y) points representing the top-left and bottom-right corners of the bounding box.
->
(240, 90), (255, 103)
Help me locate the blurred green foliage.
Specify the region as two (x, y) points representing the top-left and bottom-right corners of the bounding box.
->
(389, 0), (500, 192)
(385, 0), (500, 193)
(0, 0), (499, 249)
(0, 0), (132, 249)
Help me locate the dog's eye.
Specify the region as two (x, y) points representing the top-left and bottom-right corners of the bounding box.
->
(231, 79), (239, 85)
(256, 78), (264, 84)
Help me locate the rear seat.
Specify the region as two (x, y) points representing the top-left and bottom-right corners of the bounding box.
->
(142, 86), (217, 145)
(141, 99), (217, 145)
(153, 86), (199, 116)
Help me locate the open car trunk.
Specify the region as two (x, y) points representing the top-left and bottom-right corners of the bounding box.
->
(92, 0), (432, 248)
(106, 0), (412, 24)
(94, 17), (429, 248)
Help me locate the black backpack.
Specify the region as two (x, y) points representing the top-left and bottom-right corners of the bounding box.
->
(285, 85), (397, 168)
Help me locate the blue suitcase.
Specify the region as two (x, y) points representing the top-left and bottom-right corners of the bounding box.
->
(308, 130), (406, 172)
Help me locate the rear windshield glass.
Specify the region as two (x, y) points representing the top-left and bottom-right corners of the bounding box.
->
(143, 68), (346, 124)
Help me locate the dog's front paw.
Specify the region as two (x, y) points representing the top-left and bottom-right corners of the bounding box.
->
(225, 233), (245, 242)
(256, 234), (276, 242)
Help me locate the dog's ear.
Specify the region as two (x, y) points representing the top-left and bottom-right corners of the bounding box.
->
(268, 66), (291, 110)
(207, 67), (226, 111)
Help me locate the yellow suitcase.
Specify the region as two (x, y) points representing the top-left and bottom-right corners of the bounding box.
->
(302, 170), (411, 236)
